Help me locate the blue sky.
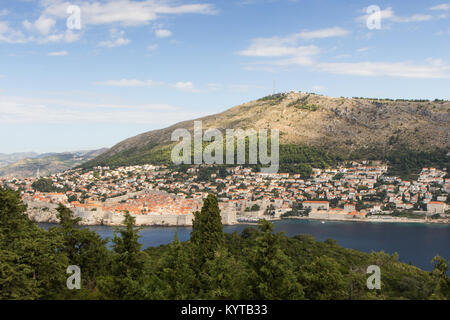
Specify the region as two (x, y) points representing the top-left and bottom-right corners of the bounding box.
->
(0, 0), (449, 153)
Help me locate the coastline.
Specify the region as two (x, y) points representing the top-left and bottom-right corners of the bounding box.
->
(31, 214), (450, 227)
(280, 215), (450, 225)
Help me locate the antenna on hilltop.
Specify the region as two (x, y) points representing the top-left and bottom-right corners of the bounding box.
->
(273, 80), (276, 95)
(36, 167), (40, 179)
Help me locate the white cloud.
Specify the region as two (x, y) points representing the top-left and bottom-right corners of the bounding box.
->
(0, 9), (8, 17)
(40, 30), (81, 43)
(394, 14), (434, 23)
(238, 27), (349, 52)
(98, 29), (130, 48)
(238, 0), (301, 5)
(436, 27), (450, 35)
(311, 85), (325, 92)
(430, 4), (450, 11)
(206, 83), (222, 91)
(0, 21), (31, 44)
(23, 16), (56, 35)
(239, 41), (319, 60)
(238, 37), (320, 66)
(206, 83), (267, 92)
(239, 28), (450, 79)
(317, 59), (450, 79)
(95, 79), (199, 92)
(0, 21), (8, 34)
(48, 50), (68, 56)
(0, 20), (80, 44)
(147, 43), (158, 51)
(238, 27), (348, 67)
(334, 53), (352, 59)
(0, 94), (205, 125)
(94, 79), (163, 87)
(357, 7), (433, 25)
(42, 0), (216, 27)
(228, 84), (266, 92)
(297, 27), (350, 40)
(98, 37), (130, 48)
(172, 81), (199, 92)
(155, 29), (172, 38)
(0, 0), (215, 45)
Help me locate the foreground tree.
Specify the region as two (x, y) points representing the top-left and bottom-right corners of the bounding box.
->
(201, 246), (250, 299)
(51, 204), (110, 293)
(190, 194), (225, 263)
(0, 187), (31, 237)
(98, 212), (147, 299)
(0, 187), (68, 299)
(150, 232), (197, 299)
(0, 188), (447, 301)
(297, 255), (347, 300)
(246, 220), (304, 300)
(430, 255), (450, 299)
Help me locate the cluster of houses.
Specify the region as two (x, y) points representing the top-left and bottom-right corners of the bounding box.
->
(1, 161), (448, 225)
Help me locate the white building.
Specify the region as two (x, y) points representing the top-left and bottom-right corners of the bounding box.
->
(303, 201), (329, 211)
(427, 201), (446, 215)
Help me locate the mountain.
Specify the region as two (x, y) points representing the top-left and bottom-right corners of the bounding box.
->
(0, 149), (107, 178)
(82, 92), (450, 176)
(0, 152), (40, 168)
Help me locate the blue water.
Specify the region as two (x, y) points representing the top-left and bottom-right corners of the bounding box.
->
(39, 219), (450, 272)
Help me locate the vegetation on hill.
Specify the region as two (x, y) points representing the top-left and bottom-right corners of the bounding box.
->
(82, 138), (448, 180)
(31, 178), (63, 193)
(81, 93), (449, 179)
(385, 148), (450, 179)
(1, 188), (449, 300)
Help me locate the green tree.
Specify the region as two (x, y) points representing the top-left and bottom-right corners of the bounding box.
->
(51, 204), (110, 293)
(246, 220), (304, 299)
(430, 255), (450, 299)
(200, 246), (249, 299)
(98, 212), (147, 299)
(0, 187), (31, 237)
(0, 187), (68, 299)
(0, 248), (39, 300)
(151, 232), (196, 299)
(31, 178), (58, 193)
(298, 255), (347, 300)
(190, 194), (225, 263)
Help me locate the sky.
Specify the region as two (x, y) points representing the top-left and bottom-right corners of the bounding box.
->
(0, 0), (449, 154)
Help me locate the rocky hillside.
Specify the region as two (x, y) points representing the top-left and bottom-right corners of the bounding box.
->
(0, 149), (107, 178)
(83, 92), (450, 170)
(0, 152), (39, 168)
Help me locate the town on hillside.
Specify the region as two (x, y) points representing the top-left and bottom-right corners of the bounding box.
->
(1, 162), (449, 226)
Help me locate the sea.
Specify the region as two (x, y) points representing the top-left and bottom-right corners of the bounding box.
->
(39, 219), (450, 272)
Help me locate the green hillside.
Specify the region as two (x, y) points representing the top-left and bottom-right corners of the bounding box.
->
(81, 92), (450, 178)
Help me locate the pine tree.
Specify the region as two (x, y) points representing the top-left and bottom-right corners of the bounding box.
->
(51, 204), (110, 292)
(98, 212), (146, 299)
(201, 246), (249, 299)
(190, 194), (224, 263)
(297, 255), (347, 300)
(112, 212), (144, 275)
(0, 247), (39, 299)
(152, 231), (196, 299)
(246, 220), (304, 300)
(430, 255), (450, 299)
(0, 187), (68, 299)
(0, 187), (31, 237)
